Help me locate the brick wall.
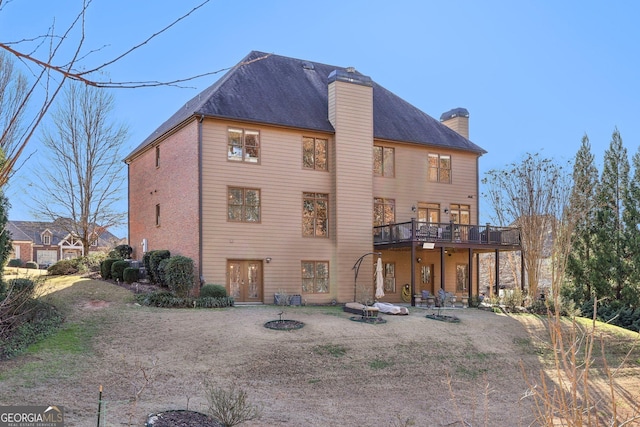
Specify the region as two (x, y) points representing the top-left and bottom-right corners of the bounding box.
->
(11, 242), (33, 265)
(128, 119), (200, 278)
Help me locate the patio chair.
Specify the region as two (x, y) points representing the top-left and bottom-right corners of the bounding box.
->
(421, 290), (436, 308)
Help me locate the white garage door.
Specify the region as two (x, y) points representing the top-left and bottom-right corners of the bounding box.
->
(37, 250), (57, 267)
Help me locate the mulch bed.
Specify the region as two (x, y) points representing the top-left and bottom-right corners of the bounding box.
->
(264, 319), (305, 330)
(146, 410), (223, 427)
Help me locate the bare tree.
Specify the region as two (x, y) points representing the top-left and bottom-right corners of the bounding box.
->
(0, 51), (28, 170)
(0, 0), (267, 187)
(33, 81), (127, 255)
(483, 153), (572, 299)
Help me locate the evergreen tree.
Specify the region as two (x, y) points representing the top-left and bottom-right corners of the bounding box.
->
(565, 135), (599, 304)
(592, 129), (629, 301)
(0, 190), (12, 283)
(622, 147), (640, 307)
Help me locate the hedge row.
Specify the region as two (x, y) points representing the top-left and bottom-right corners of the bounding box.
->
(135, 291), (234, 309)
(581, 299), (640, 332)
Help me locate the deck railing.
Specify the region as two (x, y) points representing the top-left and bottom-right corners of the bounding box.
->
(373, 220), (521, 247)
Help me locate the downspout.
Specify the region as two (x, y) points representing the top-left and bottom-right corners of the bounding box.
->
(198, 114), (204, 289)
(521, 248), (525, 293)
(440, 247), (446, 291)
(410, 236), (416, 307)
(126, 159), (131, 258)
(468, 248), (473, 303)
(410, 218), (417, 307)
(495, 249), (500, 296)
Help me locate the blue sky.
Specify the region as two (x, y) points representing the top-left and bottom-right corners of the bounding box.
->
(2, 1), (640, 238)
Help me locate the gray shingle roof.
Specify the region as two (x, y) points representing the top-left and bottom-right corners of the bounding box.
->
(7, 220), (119, 246)
(126, 51), (485, 160)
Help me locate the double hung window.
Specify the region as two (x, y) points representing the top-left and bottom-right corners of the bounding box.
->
(228, 187), (261, 222)
(303, 193), (329, 237)
(428, 153), (451, 183)
(228, 128), (260, 163)
(302, 137), (328, 171)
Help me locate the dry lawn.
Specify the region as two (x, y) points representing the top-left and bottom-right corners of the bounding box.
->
(1, 275), (639, 426)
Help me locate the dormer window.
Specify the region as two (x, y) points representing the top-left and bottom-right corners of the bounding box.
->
(42, 232), (52, 245)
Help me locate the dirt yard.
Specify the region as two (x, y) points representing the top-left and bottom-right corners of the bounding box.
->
(1, 276), (638, 426)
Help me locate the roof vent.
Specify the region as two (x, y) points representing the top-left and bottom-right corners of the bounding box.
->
(346, 66), (356, 73)
(302, 61), (315, 70)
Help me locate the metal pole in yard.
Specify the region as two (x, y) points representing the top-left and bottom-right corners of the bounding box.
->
(97, 384), (103, 427)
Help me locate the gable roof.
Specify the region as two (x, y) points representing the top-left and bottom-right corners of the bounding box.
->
(7, 219), (120, 247)
(126, 51), (485, 160)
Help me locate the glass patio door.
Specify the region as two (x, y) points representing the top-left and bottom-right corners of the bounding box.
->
(227, 260), (263, 302)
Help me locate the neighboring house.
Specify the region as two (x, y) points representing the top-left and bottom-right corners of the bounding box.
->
(7, 219), (121, 267)
(125, 51), (520, 304)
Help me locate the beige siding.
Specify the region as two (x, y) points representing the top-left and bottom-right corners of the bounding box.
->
(329, 80), (375, 302)
(201, 120), (337, 303)
(374, 142), (480, 224)
(441, 117), (469, 139)
(200, 78), (375, 304)
(373, 142), (481, 301)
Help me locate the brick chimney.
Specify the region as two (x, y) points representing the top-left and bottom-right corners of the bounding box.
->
(440, 107), (469, 139)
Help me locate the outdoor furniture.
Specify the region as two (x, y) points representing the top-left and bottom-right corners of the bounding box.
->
(343, 302), (379, 317)
(373, 302), (408, 315)
(421, 290), (436, 308)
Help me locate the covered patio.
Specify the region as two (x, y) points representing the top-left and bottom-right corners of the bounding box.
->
(373, 219), (522, 306)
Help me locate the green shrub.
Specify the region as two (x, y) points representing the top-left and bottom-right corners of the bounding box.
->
(111, 260), (130, 282)
(143, 251), (153, 274)
(123, 267), (139, 284)
(582, 300), (640, 332)
(135, 291), (188, 308)
(149, 250), (170, 284)
(200, 284), (227, 298)
(8, 278), (36, 293)
(165, 256), (195, 298)
(134, 292), (234, 309)
(110, 244), (133, 259)
(195, 296), (235, 308)
(1, 279), (37, 328)
(100, 258), (120, 280)
(528, 299), (550, 315)
(157, 258), (170, 287)
(503, 288), (524, 312)
(71, 253), (107, 273)
(7, 259), (22, 267)
(469, 295), (483, 308)
(25, 261), (38, 269)
(47, 259), (78, 276)
(0, 300), (63, 359)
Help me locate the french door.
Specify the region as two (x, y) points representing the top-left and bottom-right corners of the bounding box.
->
(227, 260), (263, 302)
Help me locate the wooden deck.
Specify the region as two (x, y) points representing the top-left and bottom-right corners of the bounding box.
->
(373, 220), (521, 250)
